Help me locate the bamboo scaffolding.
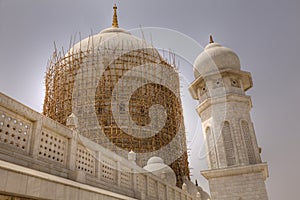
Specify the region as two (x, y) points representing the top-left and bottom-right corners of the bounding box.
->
(43, 40), (190, 187)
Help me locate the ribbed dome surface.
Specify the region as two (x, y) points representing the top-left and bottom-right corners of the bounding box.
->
(70, 27), (156, 55)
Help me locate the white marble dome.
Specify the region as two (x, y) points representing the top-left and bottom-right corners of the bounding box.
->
(69, 27), (158, 57)
(68, 3), (158, 56)
(193, 41), (241, 78)
(143, 156), (177, 186)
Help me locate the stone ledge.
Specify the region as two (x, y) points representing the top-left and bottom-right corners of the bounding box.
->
(196, 93), (252, 114)
(0, 159), (137, 200)
(201, 163), (269, 180)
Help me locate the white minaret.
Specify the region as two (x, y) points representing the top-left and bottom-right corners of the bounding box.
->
(189, 36), (269, 200)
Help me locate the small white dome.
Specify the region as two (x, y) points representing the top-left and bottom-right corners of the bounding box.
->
(147, 156), (164, 165)
(193, 42), (240, 78)
(143, 157), (177, 186)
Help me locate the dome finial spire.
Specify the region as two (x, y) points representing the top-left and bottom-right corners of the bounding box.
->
(112, 4), (119, 28)
(209, 35), (214, 43)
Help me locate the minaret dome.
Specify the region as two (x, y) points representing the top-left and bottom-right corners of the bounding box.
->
(193, 37), (241, 78)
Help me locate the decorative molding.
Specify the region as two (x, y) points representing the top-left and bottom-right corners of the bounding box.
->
(201, 162), (269, 180)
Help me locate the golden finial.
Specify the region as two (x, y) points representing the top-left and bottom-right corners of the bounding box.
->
(209, 35), (214, 43)
(112, 4), (119, 28)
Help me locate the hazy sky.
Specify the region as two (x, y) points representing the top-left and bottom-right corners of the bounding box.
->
(0, 0), (299, 199)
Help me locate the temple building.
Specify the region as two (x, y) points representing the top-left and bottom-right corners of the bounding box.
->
(0, 5), (268, 200)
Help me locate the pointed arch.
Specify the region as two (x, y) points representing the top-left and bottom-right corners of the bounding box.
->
(206, 127), (217, 168)
(222, 121), (235, 166)
(241, 120), (256, 164)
